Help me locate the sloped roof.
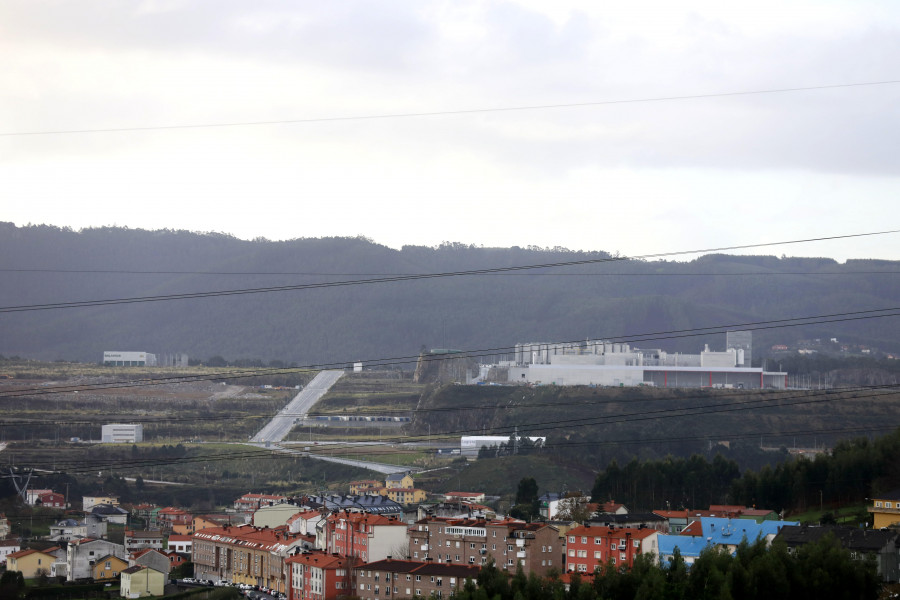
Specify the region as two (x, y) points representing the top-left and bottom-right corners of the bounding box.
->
(777, 525), (900, 552)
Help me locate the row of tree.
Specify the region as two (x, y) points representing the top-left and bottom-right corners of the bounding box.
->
(590, 454), (741, 510)
(587, 427), (900, 513)
(456, 536), (878, 600)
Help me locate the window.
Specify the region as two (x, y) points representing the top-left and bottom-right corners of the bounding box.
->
(581, 537), (587, 544)
(492, 544), (496, 551)
(416, 575), (422, 582)
(610, 543), (617, 550)
(470, 543), (475, 549)
(469, 557), (475, 564)
(578, 564), (587, 572)
(611, 557), (616, 564)
(577, 550), (587, 558)
(634, 540), (640, 548)
(887, 502), (894, 509)
(569, 549), (575, 557)
(594, 551), (602, 559)
(876, 501), (883, 507)
(568, 536), (575, 543)
(508, 546), (513, 552)
(446, 541), (451, 547)
(594, 537), (601, 545)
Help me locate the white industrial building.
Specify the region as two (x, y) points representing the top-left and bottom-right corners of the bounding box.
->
(101, 424), (143, 444)
(103, 351), (188, 367)
(102, 351), (156, 367)
(507, 332), (786, 389)
(460, 435), (546, 457)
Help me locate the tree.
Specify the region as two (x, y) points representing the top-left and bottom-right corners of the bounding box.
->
(556, 495), (593, 522)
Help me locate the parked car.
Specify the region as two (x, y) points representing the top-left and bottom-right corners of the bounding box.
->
(180, 577), (196, 584)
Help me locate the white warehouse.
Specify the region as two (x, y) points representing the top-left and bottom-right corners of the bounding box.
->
(507, 333), (786, 389)
(101, 424), (143, 444)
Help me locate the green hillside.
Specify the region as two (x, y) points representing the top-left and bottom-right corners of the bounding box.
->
(2, 222), (899, 367)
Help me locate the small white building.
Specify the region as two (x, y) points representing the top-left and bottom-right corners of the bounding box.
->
(101, 424), (143, 444)
(460, 435), (546, 458)
(103, 351), (157, 367)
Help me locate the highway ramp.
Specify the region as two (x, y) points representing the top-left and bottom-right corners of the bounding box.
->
(250, 370), (344, 443)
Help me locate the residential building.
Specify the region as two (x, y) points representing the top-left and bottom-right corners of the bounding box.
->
(869, 490), (900, 529)
(192, 524), (305, 593)
(130, 548), (171, 575)
(193, 513), (247, 532)
(101, 423), (143, 443)
(385, 473), (414, 490)
(0, 538), (22, 565)
(66, 538), (128, 581)
(323, 511), (409, 564)
(164, 549), (188, 571)
(383, 488), (427, 505)
(538, 493), (591, 520)
(124, 530), (164, 553)
(157, 507), (193, 534)
(409, 516), (560, 576)
(286, 551), (351, 600)
(37, 492), (66, 509)
(349, 480), (383, 495)
(587, 512), (669, 532)
(564, 525), (659, 573)
(0, 513), (9, 538)
(91, 503), (129, 525)
(93, 554), (129, 580)
(286, 510), (324, 536)
(777, 525), (900, 582)
(167, 534), (193, 554)
(25, 489), (54, 505)
(354, 559), (480, 600)
(298, 494), (403, 518)
(83, 496), (120, 511)
(657, 517), (798, 567)
(444, 492), (486, 504)
(7, 548), (57, 578)
(235, 493), (288, 512)
(255, 503), (306, 528)
(48, 519), (86, 542)
(120, 565), (166, 598)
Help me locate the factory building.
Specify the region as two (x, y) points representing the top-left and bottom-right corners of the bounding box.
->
(101, 424), (143, 444)
(507, 333), (786, 389)
(102, 351), (188, 367)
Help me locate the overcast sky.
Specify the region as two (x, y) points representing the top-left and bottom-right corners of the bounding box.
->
(2, 0), (899, 262)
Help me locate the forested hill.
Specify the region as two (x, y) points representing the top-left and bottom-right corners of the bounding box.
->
(1, 222), (899, 366)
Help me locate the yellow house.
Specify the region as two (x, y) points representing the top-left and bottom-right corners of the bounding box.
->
(120, 565), (166, 598)
(868, 490), (900, 529)
(93, 554), (129, 580)
(384, 472), (414, 489)
(383, 487), (427, 504)
(6, 548), (57, 578)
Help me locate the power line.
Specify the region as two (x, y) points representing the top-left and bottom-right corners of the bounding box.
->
(9, 383), (900, 475)
(2, 79), (899, 138)
(4, 267), (900, 278)
(1, 229), (897, 313)
(2, 305), (899, 399)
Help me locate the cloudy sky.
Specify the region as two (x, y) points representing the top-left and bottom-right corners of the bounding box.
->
(2, 0), (899, 261)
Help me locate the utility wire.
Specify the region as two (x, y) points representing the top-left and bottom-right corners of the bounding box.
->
(2, 305), (899, 399)
(1, 229), (898, 313)
(2, 79), (899, 138)
(4, 268), (900, 277)
(10, 384), (900, 474)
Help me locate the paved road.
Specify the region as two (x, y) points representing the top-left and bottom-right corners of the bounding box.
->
(262, 442), (414, 475)
(250, 370), (344, 443)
